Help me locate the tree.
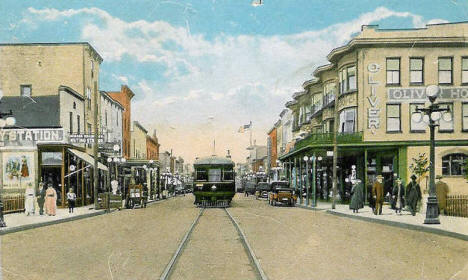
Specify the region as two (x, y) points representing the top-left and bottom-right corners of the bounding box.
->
(409, 153), (430, 182)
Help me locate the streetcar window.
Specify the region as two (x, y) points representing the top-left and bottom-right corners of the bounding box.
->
(196, 170), (207, 181)
(223, 170), (234, 181)
(208, 169), (221, 181)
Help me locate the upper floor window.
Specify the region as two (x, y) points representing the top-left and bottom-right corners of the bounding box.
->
(91, 60), (94, 78)
(386, 58), (400, 85)
(438, 103), (453, 132)
(77, 115), (81, 134)
(86, 87), (92, 107)
(442, 153), (467, 176)
(410, 104), (426, 132)
(339, 66), (356, 94)
(313, 93), (322, 112)
(73, 102), (76, 109)
(69, 112), (73, 134)
(386, 104), (401, 132)
(323, 82), (336, 106)
(20, 85), (32, 97)
(338, 107), (356, 133)
(462, 57), (468, 84)
(463, 103), (468, 132)
(438, 57), (453, 85)
(409, 58), (424, 85)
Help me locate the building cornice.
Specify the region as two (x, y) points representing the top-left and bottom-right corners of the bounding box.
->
(59, 85), (85, 101)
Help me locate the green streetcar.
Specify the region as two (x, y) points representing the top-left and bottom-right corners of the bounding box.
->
(193, 155), (235, 207)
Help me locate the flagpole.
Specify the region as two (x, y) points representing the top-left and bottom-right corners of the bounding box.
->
(249, 121), (252, 148)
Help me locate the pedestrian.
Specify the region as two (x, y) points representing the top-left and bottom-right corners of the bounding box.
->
(349, 179), (364, 213)
(45, 184), (57, 216)
(372, 175), (384, 215)
(406, 174), (422, 216)
(392, 177), (405, 215)
(435, 175), (449, 215)
(37, 182), (46, 215)
(67, 188), (76, 213)
(367, 184), (375, 212)
(24, 183), (35, 216)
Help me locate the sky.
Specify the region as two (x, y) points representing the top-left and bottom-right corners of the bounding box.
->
(0, 0), (467, 164)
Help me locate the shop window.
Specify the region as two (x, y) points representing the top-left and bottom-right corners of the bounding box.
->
(438, 103), (453, 132)
(338, 107), (356, 133)
(410, 58), (424, 84)
(20, 85), (32, 97)
(438, 57), (453, 85)
(386, 58), (400, 85)
(410, 104), (426, 132)
(386, 104), (401, 132)
(462, 57), (468, 84)
(442, 153), (467, 176)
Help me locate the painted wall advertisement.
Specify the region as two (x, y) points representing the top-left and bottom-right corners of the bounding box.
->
(2, 152), (36, 189)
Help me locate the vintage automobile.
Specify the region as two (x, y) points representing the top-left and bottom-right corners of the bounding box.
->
(269, 181), (296, 206)
(255, 182), (271, 199)
(126, 184), (147, 209)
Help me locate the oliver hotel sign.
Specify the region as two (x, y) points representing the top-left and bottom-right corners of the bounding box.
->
(0, 128), (64, 147)
(388, 87), (468, 102)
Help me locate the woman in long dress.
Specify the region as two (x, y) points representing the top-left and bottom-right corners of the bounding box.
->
(45, 184), (57, 216)
(349, 179), (364, 213)
(24, 184), (35, 215)
(392, 178), (405, 215)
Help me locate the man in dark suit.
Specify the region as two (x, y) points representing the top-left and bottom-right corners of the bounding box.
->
(372, 175), (384, 215)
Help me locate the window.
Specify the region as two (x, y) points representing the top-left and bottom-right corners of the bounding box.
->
(86, 87), (92, 107)
(105, 111), (108, 127)
(339, 66), (356, 94)
(338, 107), (356, 133)
(69, 112), (73, 134)
(438, 57), (452, 84)
(208, 169), (221, 181)
(442, 153), (467, 176)
(348, 66), (356, 90)
(386, 58), (400, 85)
(463, 103), (468, 131)
(386, 104), (401, 132)
(91, 60), (94, 78)
(223, 170), (234, 181)
(73, 102), (76, 109)
(410, 58), (424, 84)
(462, 57), (468, 84)
(20, 85), (32, 97)
(410, 104), (426, 132)
(323, 82), (336, 106)
(77, 115), (80, 134)
(438, 103), (453, 132)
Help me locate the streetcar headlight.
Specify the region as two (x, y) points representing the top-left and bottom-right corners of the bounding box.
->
(196, 184), (203, 187)
(211, 185), (217, 191)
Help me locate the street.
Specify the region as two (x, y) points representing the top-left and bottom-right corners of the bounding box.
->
(2, 195), (468, 280)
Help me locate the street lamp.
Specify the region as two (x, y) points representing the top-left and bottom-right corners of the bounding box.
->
(0, 110), (16, 227)
(412, 85), (450, 224)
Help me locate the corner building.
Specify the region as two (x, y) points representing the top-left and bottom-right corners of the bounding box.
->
(280, 22), (468, 201)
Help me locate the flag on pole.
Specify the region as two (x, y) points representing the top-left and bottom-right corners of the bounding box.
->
(238, 121), (252, 133)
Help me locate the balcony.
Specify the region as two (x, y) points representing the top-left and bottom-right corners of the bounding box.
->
(337, 131), (363, 143)
(293, 131), (363, 150)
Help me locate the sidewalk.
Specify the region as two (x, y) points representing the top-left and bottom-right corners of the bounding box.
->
(0, 197), (170, 235)
(296, 200), (468, 241)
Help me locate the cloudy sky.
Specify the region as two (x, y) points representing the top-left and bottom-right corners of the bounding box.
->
(1, 0), (467, 163)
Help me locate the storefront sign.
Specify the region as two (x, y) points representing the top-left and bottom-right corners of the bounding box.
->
(387, 87), (468, 102)
(367, 63), (381, 134)
(99, 142), (121, 155)
(2, 152), (35, 189)
(70, 134), (104, 144)
(0, 129), (64, 147)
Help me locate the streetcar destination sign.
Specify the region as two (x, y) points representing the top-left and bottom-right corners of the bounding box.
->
(387, 87), (468, 102)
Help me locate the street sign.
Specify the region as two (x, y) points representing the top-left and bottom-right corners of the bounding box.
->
(70, 134), (104, 144)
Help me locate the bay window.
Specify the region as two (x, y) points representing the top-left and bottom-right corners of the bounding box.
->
(338, 107), (356, 133)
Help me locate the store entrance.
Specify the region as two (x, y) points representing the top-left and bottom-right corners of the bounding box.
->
(41, 167), (62, 206)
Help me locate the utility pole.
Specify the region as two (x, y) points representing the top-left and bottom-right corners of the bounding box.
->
(93, 81), (99, 209)
(332, 84), (338, 209)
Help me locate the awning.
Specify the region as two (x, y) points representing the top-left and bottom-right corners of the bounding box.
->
(68, 149), (109, 171)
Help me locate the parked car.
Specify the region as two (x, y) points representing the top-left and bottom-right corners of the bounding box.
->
(255, 182), (271, 199)
(269, 181), (296, 206)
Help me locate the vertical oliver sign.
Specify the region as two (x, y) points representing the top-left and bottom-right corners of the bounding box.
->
(367, 63), (381, 134)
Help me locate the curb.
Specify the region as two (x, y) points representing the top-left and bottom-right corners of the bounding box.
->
(0, 210), (108, 236)
(295, 204), (468, 241)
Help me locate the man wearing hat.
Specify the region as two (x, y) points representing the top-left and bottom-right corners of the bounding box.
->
(435, 175), (449, 215)
(406, 174), (422, 216)
(372, 175), (384, 215)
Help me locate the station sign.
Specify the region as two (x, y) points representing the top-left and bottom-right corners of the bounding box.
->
(0, 128), (64, 147)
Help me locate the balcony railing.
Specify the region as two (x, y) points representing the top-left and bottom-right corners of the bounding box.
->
(337, 131), (363, 143)
(293, 131), (363, 151)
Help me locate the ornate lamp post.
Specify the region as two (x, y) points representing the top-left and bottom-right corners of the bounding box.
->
(0, 109), (16, 227)
(412, 85), (451, 224)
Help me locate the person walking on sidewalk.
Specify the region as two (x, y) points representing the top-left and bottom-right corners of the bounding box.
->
(349, 179), (364, 213)
(406, 174), (421, 216)
(435, 175), (449, 215)
(392, 178), (405, 215)
(37, 182), (46, 215)
(24, 184), (36, 216)
(372, 175), (384, 215)
(45, 184), (57, 216)
(67, 188), (77, 213)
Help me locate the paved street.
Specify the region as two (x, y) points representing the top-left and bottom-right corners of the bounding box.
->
(2, 194), (468, 280)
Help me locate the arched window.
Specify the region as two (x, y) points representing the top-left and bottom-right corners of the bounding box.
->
(442, 153), (467, 176)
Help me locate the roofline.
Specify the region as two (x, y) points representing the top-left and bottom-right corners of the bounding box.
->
(58, 85), (85, 101)
(133, 121), (148, 134)
(313, 63), (335, 77)
(100, 90), (125, 110)
(0, 42), (103, 63)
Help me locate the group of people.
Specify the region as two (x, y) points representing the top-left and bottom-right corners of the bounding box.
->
(24, 182), (77, 216)
(349, 174), (449, 216)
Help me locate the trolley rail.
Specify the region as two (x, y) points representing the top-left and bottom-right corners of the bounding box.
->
(159, 208), (268, 280)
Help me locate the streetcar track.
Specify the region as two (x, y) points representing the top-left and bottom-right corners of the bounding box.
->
(159, 207), (268, 280)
